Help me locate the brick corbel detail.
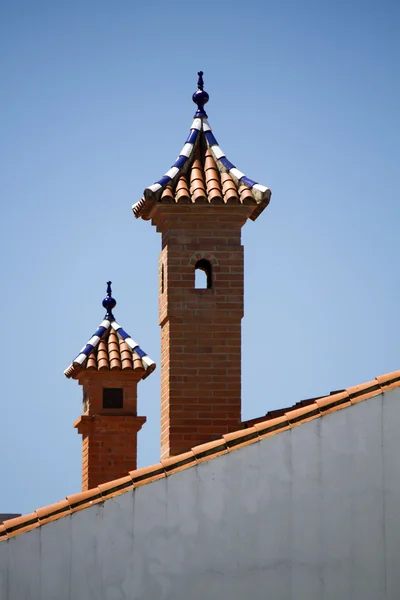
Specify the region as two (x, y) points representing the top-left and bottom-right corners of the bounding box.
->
(74, 414), (147, 436)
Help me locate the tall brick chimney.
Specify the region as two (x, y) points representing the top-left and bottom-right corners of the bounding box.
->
(64, 282), (155, 490)
(133, 72), (271, 458)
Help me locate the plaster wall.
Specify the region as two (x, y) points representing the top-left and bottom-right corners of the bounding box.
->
(1, 388), (400, 600)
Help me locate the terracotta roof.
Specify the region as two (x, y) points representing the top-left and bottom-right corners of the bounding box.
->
(64, 323), (153, 379)
(132, 78), (271, 222)
(242, 395), (333, 428)
(64, 284), (155, 380)
(3, 368), (399, 541)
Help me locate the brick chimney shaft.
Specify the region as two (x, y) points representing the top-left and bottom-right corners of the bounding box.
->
(153, 204), (254, 458)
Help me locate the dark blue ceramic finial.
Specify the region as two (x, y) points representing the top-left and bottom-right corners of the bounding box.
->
(192, 71), (209, 118)
(102, 281), (117, 320)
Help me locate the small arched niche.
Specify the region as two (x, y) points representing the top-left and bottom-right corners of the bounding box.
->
(195, 259), (212, 289)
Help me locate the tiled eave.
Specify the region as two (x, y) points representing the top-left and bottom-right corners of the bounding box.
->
(2, 368), (399, 542)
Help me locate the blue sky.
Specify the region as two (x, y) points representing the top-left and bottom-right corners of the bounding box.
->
(0, 0), (399, 514)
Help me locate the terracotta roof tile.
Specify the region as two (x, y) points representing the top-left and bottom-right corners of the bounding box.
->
(253, 415), (291, 438)
(223, 426), (259, 449)
(97, 339), (109, 370)
(175, 175), (190, 203)
(161, 185), (174, 202)
(190, 156), (207, 203)
(191, 438), (228, 463)
(347, 380), (382, 404)
(376, 370), (400, 391)
(129, 462), (165, 487)
(108, 329), (121, 371)
(285, 403), (321, 426)
(98, 475), (134, 500)
(132, 351), (145, 372)
(161, 451), (196, 475)
(66, 488), (103, 513)
(239, 185), (257, 205)
(86, 352), (97, 371)
(243, 396), (327, 428)
(315, 391), (351, 414)
(35, 499), (71, 526)
(0, 524), (8, 541)
(221, 172), (239, 204)
(204, 150), (223, 204)
(6, 368), (400, 541)
(120, 339), (133, 370)
(3, 513), (40, 539)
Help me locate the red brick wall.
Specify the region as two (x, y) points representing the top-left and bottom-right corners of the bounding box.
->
(153, 204), (254, 458)
(75, 373), (146, 490)
(79, 415), (145, 490)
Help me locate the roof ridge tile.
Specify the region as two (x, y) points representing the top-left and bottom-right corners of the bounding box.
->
(347, 380), (382, 404)
(315, 391), (351, 414)
(98, 475), (134, 500)
(376, 370), (400, 390)
(285, 404), (321, 425)
(253, 415), (290, 438)
(66, 489), (103, 513)
(161, 451), (197, 475)
(35, 499), (71, 526)
(2, 513), (39, 538)
(129, 463), (165, 486)
(223, 426), (259, 449)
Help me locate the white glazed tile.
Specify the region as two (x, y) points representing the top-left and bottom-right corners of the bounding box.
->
(230, 168), (245, 180)
(180, 143), (194, 158)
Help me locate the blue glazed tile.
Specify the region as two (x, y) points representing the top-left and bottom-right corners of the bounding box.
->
(173, 155), (187, 169)
(94, 326), (107, 338)
(81, 344), (94, 356)
(157, 175), (172, 187)
(116, 328), (129, 340)
(186, 129), (198, 144)
(205, 131), (218, 146)
(135, 347), (146, 358)
(219, 157), (235, 170)
(240, 176), (258, 187)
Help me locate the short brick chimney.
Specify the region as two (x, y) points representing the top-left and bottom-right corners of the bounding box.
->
(65, 282), (155, 490)
(133, 73), (271, 458)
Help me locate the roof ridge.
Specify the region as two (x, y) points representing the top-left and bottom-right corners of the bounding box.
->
(3, 368), (399, 541)
(137, 117), (203, 204)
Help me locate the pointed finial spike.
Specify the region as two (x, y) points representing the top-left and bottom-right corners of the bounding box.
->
(197, 71), (204, 90)
(102, 281), (117, 319)
(192, 70), (209, 119)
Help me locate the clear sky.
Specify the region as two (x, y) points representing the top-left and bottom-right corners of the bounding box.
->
(1, 0), (399, 514)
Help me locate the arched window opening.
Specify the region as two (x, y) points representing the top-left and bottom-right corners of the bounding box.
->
(195, 259), (212, 289)
(161, 263), (165, 294)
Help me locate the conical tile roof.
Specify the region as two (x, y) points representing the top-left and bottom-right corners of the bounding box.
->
(64, 283), (155, 380)
(133, 72), (271, 222)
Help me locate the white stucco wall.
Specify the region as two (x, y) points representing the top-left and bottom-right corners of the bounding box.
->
(1, 387), (400, 600)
